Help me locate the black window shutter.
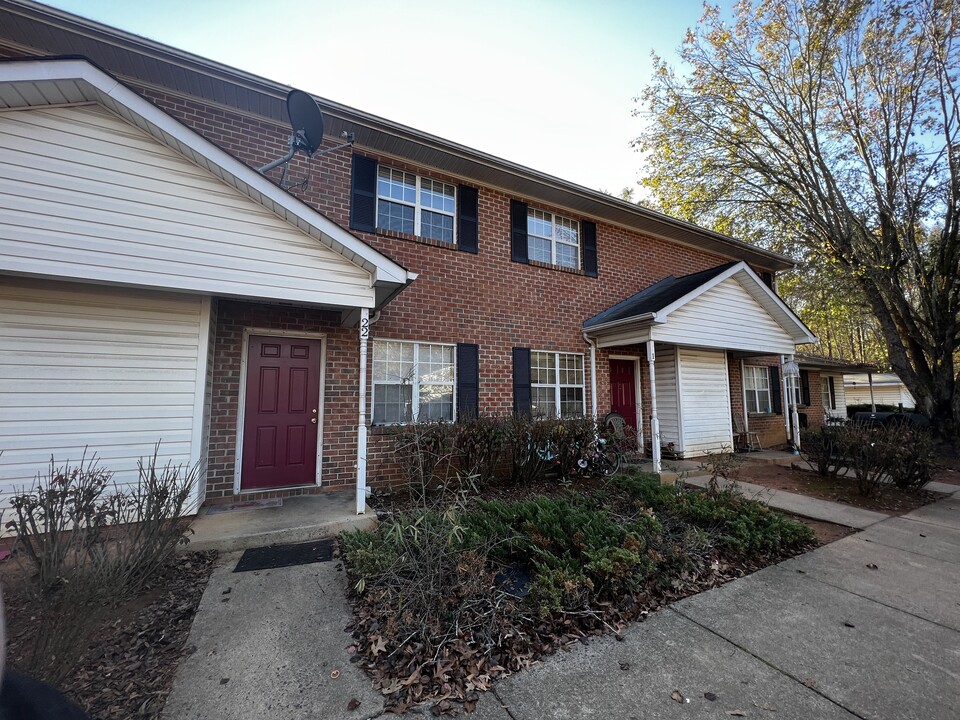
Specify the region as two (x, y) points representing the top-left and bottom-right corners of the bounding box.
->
(349, 154), (377, 233)
(457, 344), (480, 418)
(769, 366), (782, 414)
(510, 200), (529, 263)
(457, 185), (479, 253)
(828, 376), (837, 410)
(800, 370), (811, 406)
(581, 220), (598, 277)
(512, 347), (532, 416)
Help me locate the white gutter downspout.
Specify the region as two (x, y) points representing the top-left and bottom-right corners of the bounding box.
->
(868, 371), (876, 413)
(646, 340), (661, 475)
(583, 333), (598, 419)
(356, 307), (370, 515)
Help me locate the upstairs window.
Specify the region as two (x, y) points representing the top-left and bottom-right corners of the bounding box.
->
(377, 167), (456, 243)
(527, 209), (580, 269)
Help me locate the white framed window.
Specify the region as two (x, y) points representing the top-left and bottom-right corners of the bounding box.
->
(530, 351), (585, 417)
(821, 377), (835, 410)
(528, 209), (579, 269)
(376, 167), (456, 243)
(744, 365), (772, 414)
(372, 340), (455, 424)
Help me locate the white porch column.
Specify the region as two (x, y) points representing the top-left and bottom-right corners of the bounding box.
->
(868, 371), (876, 412)
(783, 355), (801, 453)
(780, 356), (791, 440)
(356, 307), (369, 514)
(585, 334), (598, 419)
(646, 340), (661, 474)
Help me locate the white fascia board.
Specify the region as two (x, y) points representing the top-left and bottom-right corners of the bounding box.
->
(0, 59), (413, 289)
(583, 312), (659, 336)
(657, 261), (818, 345)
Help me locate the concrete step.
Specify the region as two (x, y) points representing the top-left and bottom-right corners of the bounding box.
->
(183, 491), (376, 553)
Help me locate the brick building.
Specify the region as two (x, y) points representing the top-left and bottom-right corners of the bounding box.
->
(0, 0), (838, 513)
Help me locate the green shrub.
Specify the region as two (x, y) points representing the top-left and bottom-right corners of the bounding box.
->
(610, 470), (814, 558)
(528, 565), (593, 614)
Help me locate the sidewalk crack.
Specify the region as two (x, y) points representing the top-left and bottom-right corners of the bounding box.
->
(667, 606), (869, 720)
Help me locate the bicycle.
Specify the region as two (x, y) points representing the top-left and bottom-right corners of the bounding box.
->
(574, 435), (621, 478)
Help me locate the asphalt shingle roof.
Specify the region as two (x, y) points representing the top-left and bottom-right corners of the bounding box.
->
(583, 262), (736, 328)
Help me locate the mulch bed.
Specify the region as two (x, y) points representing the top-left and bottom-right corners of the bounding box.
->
(3, 551), (216, 719)
(738, 462), (944, 515)
(357, 480), (819, 714)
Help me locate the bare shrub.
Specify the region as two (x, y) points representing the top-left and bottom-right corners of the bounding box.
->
(5, 451), (112, 590)
(88, 443), (200, 597)
(5, 443), (200, 683)
(698, 445), (743, 494)
(800, 427), (846, 480)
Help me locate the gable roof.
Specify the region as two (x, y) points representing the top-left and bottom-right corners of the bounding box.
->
(0, 0), (796, 273)
(584, 263), (736, 328)
(0, 57), (415, 309)
(584, 261), (817, 350)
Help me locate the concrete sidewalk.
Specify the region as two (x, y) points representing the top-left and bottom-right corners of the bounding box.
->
(164, 491), (960, 720)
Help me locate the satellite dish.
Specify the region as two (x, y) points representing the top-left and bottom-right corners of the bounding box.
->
(257, 89), (354, 186)
(286, 89), (324, 155)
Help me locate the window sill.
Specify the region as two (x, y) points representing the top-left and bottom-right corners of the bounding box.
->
(375, 227), (461, 251)
(522, 258), (589, 277)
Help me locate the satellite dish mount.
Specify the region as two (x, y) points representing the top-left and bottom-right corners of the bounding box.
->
(258, 89), (354, 189)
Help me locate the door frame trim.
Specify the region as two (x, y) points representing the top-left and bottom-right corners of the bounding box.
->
(234, 328), (327, 495)
(609, 354), (643, 451)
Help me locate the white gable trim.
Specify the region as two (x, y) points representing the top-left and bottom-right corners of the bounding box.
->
(654, 262), (815, 344)
(0, 59), (415, 294)
(589, 262), (816, 351)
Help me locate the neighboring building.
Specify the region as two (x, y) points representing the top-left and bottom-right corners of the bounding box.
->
(0, 0), (819, 512)
(794, 354), (877, 426)
(844, 373), (916, 411)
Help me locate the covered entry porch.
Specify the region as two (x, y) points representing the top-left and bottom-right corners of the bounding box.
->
(584, 262), (817, 472)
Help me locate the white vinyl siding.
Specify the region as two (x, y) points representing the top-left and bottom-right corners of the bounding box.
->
(0, 277), (207, 508)
(654, 345), (680, 449)
(651, 277), (797, 354)
(0, 105), (375, 308)
(677, 348), (733, 455)
(845, 384), (913, 409)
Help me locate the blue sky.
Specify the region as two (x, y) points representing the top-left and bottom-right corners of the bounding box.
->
(42, 0), (709, 194)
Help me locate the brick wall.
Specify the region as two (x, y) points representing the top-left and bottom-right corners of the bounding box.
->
(0, 62), (803, 490)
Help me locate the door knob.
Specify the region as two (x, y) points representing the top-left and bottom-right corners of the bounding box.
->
(311, 418), (317, 424)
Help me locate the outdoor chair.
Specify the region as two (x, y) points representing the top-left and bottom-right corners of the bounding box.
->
(732, 415), (762, 451)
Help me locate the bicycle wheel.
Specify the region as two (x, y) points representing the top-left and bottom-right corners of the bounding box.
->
(596, 446), (621, 477)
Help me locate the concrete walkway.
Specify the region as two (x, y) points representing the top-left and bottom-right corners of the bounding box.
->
(164, 485), (960, 720)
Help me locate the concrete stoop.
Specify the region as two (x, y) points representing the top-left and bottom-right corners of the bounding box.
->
(184, 492), (376, 553)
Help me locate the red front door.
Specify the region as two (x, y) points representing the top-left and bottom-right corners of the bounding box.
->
(610, 359), (638, 430)
(240, 335), (322, 490)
